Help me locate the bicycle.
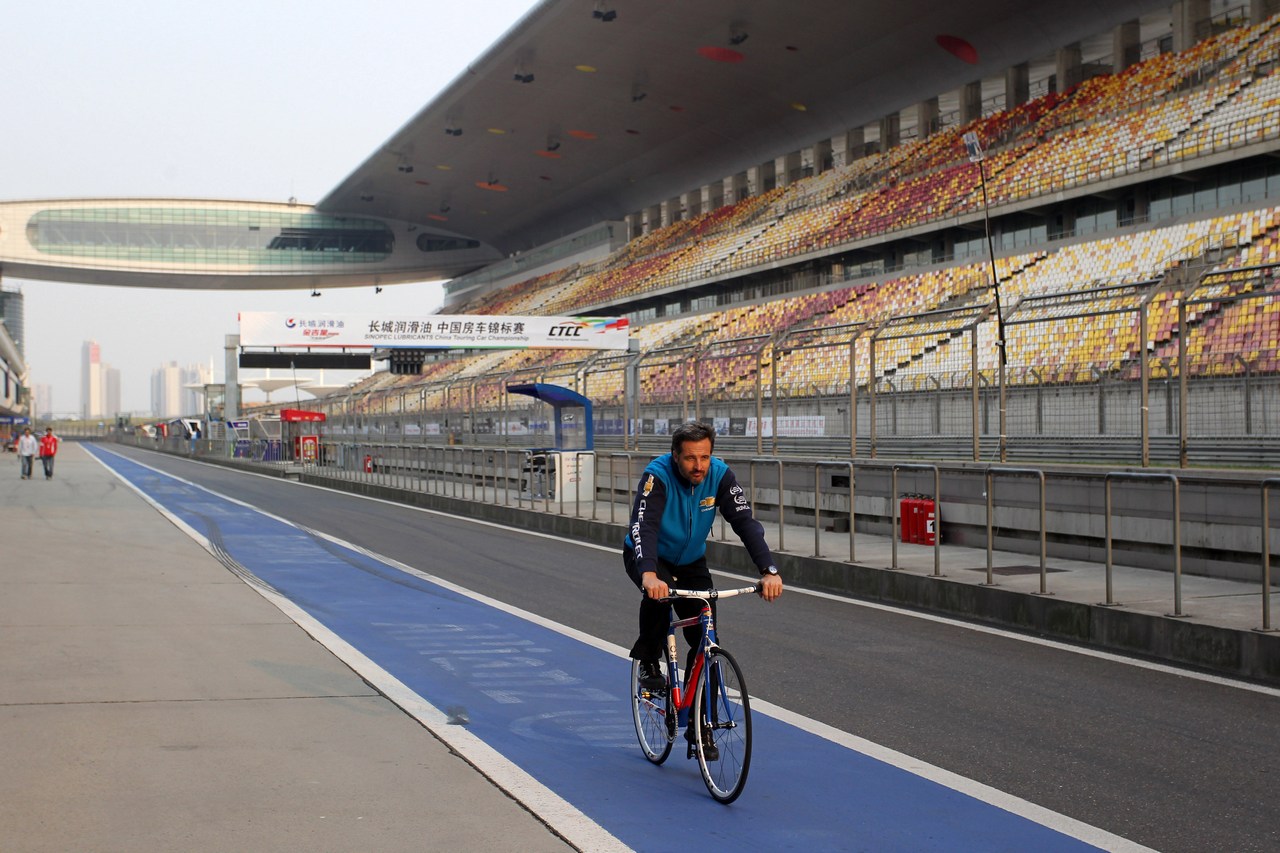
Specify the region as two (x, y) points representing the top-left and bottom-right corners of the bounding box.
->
(629, 583), (759, 804)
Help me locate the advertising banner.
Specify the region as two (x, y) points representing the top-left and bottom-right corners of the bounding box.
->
(745, 415), (827, 437)
(240, 312), (630, 350)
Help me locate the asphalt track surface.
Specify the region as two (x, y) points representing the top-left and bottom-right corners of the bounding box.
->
(96, 444), (1280, 852)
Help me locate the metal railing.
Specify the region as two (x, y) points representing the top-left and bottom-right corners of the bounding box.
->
(984, 467), (1047, 591)
(120, 433), (1280, 631)
(812, 460), (856, 562)
(1262, 478), (1280, 632)
(889, 462), (942, 576)
(1104, 472), (1183, 616)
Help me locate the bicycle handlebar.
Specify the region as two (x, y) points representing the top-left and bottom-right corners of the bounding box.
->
(664, 583), (761, 601)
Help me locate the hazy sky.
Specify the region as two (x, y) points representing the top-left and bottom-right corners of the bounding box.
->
(1, 0), (537, 415)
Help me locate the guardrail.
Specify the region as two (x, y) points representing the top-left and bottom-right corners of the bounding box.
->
(890, 463), (942, 576)
(749, 457), (787, 553)
(1104, 471), (1183, 616)
(984, 467), (1047, 592)
(813, 460), (856, 562)
(1262, 478), (1280, 632)
(121, 435), (1280, 630)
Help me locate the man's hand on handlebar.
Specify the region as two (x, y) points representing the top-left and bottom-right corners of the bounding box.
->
(641, 572), (670, 600)
(758, 574), (783, 602)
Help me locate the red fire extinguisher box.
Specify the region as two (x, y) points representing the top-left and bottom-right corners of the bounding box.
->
(900, 496), (938, 544)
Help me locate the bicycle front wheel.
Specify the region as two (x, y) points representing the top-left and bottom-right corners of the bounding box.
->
(692, 647), (752, 803)
(631, 659), (673, 764)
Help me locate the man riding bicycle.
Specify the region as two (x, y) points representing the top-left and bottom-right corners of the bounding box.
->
(623, 421), (783, 758)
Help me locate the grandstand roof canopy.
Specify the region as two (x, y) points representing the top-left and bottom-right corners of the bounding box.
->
(318, 0), (1170, 255)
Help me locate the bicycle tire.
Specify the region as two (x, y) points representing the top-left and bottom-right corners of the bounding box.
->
(631, 659), (674, 764)
(692, 647), (752, 804)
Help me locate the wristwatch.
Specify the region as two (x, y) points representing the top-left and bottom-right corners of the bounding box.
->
(761, 565), (779, 577)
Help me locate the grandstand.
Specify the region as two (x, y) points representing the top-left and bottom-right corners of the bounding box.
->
(293, 3), (1280, 469)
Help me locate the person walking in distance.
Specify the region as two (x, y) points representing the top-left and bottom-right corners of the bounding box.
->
(38, 427), (59, 480)
(16, 427), (38, 480)
(622, 421), (783, 759)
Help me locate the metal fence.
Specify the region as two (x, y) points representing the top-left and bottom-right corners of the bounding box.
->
(125, 433), (1280, 632)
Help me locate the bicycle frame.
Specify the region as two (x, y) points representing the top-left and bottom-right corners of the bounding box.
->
(662, 585), (757, 720)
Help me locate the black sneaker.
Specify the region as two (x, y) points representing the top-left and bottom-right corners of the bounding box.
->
(638, 660), (665, 692)
(686, 726), (719, 762)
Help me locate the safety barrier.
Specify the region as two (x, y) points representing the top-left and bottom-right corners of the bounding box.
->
(812, 461), (856, 562)
(984, 467), (1047, 592)
(748, 457), (787, 553)
(1104, 472), (1183, 616)
(121, 435), (1277, 628)
(889, 463), (942, 576)
(1262, 478), (1280, 632)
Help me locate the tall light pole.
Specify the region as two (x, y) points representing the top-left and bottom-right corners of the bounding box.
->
(964, 131), (1009, 461)
(963, 131), (1008, 366)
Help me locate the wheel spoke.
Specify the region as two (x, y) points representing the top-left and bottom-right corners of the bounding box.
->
(631, 660), (673, 764)
(692, 648), (752, 803)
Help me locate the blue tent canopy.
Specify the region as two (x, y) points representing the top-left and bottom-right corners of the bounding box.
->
(507, 383), (593, 450)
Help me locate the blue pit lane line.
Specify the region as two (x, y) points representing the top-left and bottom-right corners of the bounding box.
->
(88, 446), (1130, 852)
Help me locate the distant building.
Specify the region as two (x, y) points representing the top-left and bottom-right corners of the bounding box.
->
(31, 384), (51, 420)
(151, 361), (209, 418)
(0, 318), (24, 418)
(80, 340), (121, 419)
(0, 286), (23, 360)
(81, 340), (102, 419)
(104, 365), (121, 421)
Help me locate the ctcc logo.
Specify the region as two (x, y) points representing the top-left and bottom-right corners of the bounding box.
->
(548, 322), (587, 338)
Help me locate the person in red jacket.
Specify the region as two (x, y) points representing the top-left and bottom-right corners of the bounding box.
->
(38, 427), (59, 480)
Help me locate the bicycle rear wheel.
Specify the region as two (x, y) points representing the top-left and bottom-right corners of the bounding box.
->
(692, 647), (752, 803)
(631, 659), (674, 764)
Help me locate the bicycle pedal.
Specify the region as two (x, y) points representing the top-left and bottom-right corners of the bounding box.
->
(686, 739), (720, 762)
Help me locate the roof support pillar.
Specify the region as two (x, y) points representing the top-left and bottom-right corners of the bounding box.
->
(827, 133), (849, 169)
(1113, 19), (1141, 72)
(1055, 42), (1082, 93)
(959, 81), (982, 124)
(224, 334), (240, 422)
(915, 96), (939, 140)
(702, 182), (723, 212)
(682, 190), (701, 219)
(1005, 63), (1029, 111)
(879, 112), (900, 151)
(1172, 0), (1209, 51)
(1253, 0), (1280, 24)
